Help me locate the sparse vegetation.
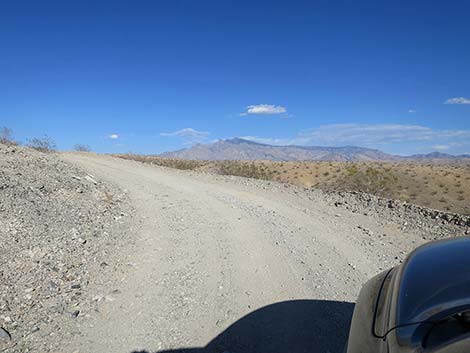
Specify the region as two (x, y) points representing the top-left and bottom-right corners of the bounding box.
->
(115, 154), (470, 215)
(0, 127), (18, 146)
(218, 161), (274, 180)
(27, 135), (57, 153)
(334, 166), (398, 196)
(74, 144), (92, 152)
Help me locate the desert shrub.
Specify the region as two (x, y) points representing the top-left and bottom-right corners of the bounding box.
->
(217, 161), (273, 180)
(27, 135), (56, 153)
(163, 158), (206, 170)
(74, 144), (92, 152)
(399, 195), (410, 202)
(340, 166), (398, 196)
(346, 165), (358, 176)
(116, 155), (208, 170)
(0, 127), (18, 146)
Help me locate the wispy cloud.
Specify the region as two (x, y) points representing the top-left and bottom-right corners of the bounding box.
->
(444, 97), (470, 105)
(408, 109), (416, 113)
(160, 128), (210, 145)
(108, 133), (119, 139)
(432, 145), (450, 150)
(242, 124), (470, 151)
(240, 104), (287, 116)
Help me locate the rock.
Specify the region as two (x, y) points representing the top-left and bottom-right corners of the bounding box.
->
(0, 327), (11, 341)
(85, 175), (98, 185)
(357, 225), (373, 235)
(48, 281), (59, 290)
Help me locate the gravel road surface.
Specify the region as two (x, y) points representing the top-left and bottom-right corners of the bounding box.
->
(61, 153), (430, 353)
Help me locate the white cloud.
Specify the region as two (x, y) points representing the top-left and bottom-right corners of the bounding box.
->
(242, 124), (470, 149)
(160, 128), (210, 145)
(240, 104), (287, 116)
(408, 109), (416, 113)
(108, 134), (119, 139)
(444, 97), (470, 105)
(432, 145), (450, 150)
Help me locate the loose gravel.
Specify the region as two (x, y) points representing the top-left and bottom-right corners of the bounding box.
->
(0, 145), (131, 352)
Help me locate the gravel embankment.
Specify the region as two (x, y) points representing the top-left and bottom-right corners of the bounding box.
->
(0, 145), (131, 352)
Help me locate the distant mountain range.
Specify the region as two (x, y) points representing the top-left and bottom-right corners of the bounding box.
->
(405, 151), (470, 160)
(159, 138), (470, 162)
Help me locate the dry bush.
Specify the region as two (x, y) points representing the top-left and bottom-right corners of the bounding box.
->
(27, 135), (57, 153)
(338, 166), (398, 196)
(74, 144), (92, 152)
(0, 127), (18, 146)
(117, 155), (207, 170)
(217, 161), (273, 180)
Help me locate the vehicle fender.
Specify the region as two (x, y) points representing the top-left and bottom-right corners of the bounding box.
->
(346, 270), (390, 353)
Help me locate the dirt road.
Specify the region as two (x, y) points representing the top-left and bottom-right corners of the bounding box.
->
(62, 153), (424, 353)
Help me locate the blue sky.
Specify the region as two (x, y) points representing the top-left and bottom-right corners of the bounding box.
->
(1, 0), (469, 155)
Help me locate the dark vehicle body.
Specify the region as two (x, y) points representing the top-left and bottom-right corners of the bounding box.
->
(346, 237), (470, 353)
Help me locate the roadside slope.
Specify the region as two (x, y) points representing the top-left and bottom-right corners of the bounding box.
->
(0, 145), (131, 353)
(60, 153), (444, 353)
